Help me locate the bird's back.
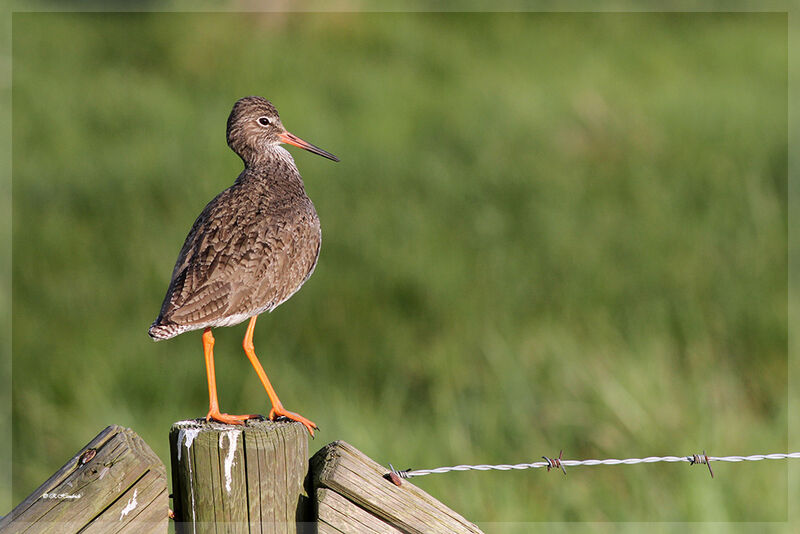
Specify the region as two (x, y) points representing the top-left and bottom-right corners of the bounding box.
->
(149, 158), (321, 340)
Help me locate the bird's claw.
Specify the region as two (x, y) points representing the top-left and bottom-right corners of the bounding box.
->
(269, 406), (318, 437)
(206, 410), (260, 425)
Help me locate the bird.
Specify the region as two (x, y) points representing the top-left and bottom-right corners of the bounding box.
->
(148, 96), (338, 436)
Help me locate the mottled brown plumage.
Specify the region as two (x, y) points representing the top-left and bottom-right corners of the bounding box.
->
(149, 96), (338, 434)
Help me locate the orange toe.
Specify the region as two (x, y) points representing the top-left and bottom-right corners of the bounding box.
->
(206, 410), (259, 425)
(269, 406), (317, 437)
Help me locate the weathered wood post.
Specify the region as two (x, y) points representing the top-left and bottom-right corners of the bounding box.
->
(310, 440), (483, 534)
(169, 419), (310, 533)
(0, 425), (168, 533)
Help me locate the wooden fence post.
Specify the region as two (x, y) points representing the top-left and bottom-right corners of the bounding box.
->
(0, 425), (168, 533)
(310, 440), (483, 534)
(169, 419), (310, 534)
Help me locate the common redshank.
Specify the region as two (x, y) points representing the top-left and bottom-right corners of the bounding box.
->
(149, 96), (338, 436)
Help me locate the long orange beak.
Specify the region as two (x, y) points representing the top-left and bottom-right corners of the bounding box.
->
(279, 131), (339, 162)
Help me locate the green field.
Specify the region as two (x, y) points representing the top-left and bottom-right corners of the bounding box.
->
(9, 11), (789, 528)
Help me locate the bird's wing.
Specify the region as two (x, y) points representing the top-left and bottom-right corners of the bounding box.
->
(156, 187), (320, 328)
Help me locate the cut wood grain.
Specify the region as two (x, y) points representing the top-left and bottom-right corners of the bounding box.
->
(310, 441), (483, 534)
(169, 418), (309, 534)
(316, 488), (403, 534)
(0, 425), (167, 534)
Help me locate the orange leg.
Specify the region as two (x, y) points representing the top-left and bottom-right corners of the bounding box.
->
(243, 316), (317, 436)
(203, 328), (258, 425)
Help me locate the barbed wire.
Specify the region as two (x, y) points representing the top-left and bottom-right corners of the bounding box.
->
(384, 451), (800, 486)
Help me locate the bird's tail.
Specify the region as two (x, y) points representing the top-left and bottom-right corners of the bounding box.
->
(148, 319), (186, 341)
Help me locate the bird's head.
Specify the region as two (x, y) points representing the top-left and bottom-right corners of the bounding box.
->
(226, 96), (339, 165)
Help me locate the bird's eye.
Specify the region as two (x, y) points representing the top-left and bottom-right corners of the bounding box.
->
(258, 117), (271, 127)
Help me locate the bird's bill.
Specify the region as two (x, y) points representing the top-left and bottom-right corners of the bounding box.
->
(279, 131), (339, 162)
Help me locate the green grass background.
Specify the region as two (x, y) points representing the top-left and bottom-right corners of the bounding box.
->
(9, 11), (789, 527)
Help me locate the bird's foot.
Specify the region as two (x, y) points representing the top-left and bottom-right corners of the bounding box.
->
(269, 405), (318, 437)
(206, 410), (260, 425)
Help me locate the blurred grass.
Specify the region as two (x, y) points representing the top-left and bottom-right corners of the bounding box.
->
(0, 1), (10, 516)
(9, 11), (788, 525)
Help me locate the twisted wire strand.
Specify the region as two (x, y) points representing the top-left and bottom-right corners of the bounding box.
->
(388, 452), (800, 480)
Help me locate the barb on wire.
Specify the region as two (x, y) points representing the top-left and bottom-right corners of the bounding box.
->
(542, 450), (566, 475)
(688, 450), (713, 478)
(383, 451), (800, 483)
